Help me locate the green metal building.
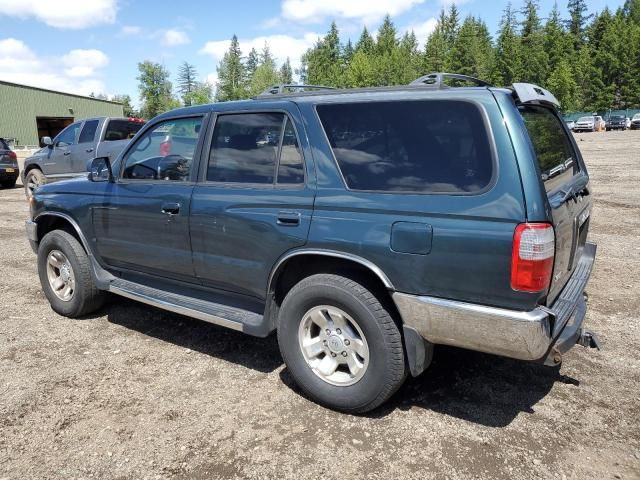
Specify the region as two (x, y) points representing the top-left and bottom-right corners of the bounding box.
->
(0, 80), (124, 147)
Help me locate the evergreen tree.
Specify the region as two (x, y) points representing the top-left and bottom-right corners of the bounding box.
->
(249, 43), (279, 96)
(376, 15), (401, 85)
(137, 61), (174, 119)
(302, 21), (344, 86)
(215, 35), (247, 101)
(520, 0), (548, 84)
(423, 11), (450, 73)
(547, 59), (579, 110)
(448, 16), (493, 81)
(544, 3), (572, 76)
(354, 26), (375, 54)
(624, 0), (640, 24)
(346, 49), (376, 87)
(343, 39), (354, 66)
(111, 94), (136, 117)
(185, 82), (213, 105)
(177, 61), (198, 106)
(566, 0), (593, 48)
(279, 57), (293, 84)
(245, 47), (259, 83)
(493, 3), (522, 85)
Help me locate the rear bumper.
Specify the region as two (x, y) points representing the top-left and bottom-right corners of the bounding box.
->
(0, 168), (19, 180)
(393, 242), (597, 363)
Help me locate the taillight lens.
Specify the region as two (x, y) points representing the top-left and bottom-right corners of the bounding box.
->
(511, 223), (555, 292)
(160, 137), (171, 157)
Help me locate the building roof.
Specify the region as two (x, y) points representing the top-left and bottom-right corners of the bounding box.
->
(0, 80), (122, 105)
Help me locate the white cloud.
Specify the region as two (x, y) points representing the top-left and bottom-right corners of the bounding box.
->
(200, 33), (321, 75)
(161, 29), (190, 47)
(406, 17), (438, 47)
(280, 0), (424, 24)
(0, 38), (109, 95)
(0, 0), (117, 29)
(119, 25), (142, 36)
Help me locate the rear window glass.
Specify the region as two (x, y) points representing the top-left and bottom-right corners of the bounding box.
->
(0, 138), (9, 150)
(316, 100), (493, 193)
(520, 105), (578, 193)
(105, 120), (144, 142)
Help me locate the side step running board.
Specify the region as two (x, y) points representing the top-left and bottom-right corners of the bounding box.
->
(108, 278), (265, 334)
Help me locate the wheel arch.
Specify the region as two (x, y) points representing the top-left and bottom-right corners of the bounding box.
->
(34, 212), (90, 254)
(268, 249), (394, 300)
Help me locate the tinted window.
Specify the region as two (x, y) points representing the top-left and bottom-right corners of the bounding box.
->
(56, 122), (81, 146)
(520, 105), (578, 193)
(78, 119), (99, 143)
(277, 118), (304, 184)
(105, 119), (144, 141)
(316, 100), (493, 193)
(0, 138), (9, 150)
(122, 117), (202, 181)
(207, 113), (284, 184)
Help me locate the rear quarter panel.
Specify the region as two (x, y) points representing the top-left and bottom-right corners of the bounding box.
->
(299, 91), (540, 311)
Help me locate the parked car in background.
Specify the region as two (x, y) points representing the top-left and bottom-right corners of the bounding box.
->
(606, 115), (627, 131)
(0, 137), (19, 188)
(565, 119), (576, 131)
(22, 117), (145, 198)
(574, 115), (605, 132)
(631, 113), (640, 130)
(25, 73), (600, 413)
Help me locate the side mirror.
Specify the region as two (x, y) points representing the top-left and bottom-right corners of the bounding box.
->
(42, 136), (53, 147)
(88, 156), (114, 183)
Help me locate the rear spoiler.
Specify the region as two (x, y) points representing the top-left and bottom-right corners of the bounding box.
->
(512, 83), (560, 109)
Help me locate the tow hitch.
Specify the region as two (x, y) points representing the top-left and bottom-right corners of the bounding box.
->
(577, 330), (601, 350)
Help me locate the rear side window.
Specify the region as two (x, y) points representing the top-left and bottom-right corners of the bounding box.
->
(207, 113), (304, 185)
(105, 120), (144, 142)
(520, 105), (578, 193)
(79, 119), (99, 143)
(316, 100), (493, 193)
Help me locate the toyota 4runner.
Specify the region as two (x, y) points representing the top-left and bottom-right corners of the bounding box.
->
(25, 73), (599, 413)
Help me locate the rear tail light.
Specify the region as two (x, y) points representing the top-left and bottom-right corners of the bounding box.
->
(8, 150), (18, 166)
(511, 223), (555, 292)
(160, 137), (171, 157)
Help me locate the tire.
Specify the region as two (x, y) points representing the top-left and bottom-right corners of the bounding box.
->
(24, 168), (45, 198)
(38, 230), (106, 318)
(277, 273), (407, 413)
(1, 179), (16, 189)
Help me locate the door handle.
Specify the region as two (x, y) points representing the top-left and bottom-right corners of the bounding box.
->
(63, 151), (71, 156)
(277, 211), (301, 226)
(161, 202), (181, 215)
(86, 148), (94, 153)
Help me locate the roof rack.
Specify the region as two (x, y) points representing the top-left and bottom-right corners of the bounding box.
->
(409, 73), (491, 88)
(256, 84), (336, 98)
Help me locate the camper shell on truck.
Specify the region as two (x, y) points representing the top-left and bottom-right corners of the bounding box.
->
(25, 73), (599, 413)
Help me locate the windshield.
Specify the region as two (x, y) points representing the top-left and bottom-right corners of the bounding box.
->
(578, 116), (593, 122)
(520, 105), (578, 193)
(633, 114), (640, 120)
(610, 115), (624, 121)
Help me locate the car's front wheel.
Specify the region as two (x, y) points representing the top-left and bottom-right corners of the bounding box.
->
(277, 273), (407, 413)
(38, 230), (106, 317)
(24, 168), (46, 198)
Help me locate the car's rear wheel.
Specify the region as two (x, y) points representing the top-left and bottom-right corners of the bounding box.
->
(24, 168), (45, 198)
(277, 273), (407, 413)
(38, 230), (106, 318)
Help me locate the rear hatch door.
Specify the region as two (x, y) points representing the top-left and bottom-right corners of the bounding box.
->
(519, 105), (592, 305)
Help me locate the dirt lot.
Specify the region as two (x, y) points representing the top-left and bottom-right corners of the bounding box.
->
(1, 131), (639, 479)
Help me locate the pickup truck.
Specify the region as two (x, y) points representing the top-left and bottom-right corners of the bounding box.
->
(22, 117), (144, 197)
(25, 74), (600, 413)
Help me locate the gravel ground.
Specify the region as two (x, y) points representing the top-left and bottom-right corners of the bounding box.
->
(1, 131), (639, 479)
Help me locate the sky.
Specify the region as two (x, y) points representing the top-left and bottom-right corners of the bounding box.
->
(0, 0), (623, 107)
